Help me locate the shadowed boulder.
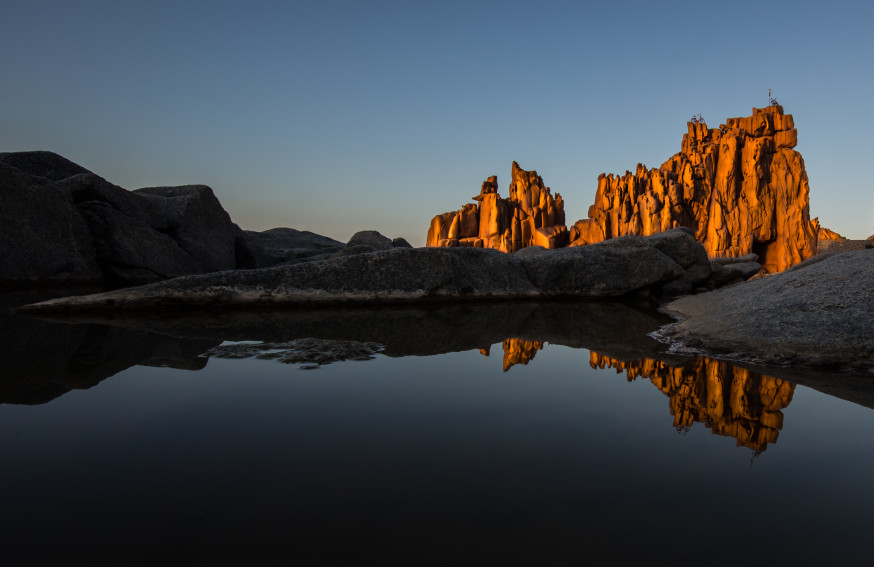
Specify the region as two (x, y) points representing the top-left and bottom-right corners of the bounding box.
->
(0, 151), (270, 286)
(19, 229), (719, 312)
(0, 161), (101, 285)
(242, 228), (345, 266)
(660, 248), (874, 370)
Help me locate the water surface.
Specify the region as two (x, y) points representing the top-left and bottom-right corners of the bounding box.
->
(2, 294), (873, 562)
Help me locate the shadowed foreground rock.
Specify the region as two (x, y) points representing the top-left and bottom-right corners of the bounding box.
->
(658, 248), (874, 371)
(0, 151), (258, 285)
(0, 152), (409, 287)
(18, 229), (724, 312)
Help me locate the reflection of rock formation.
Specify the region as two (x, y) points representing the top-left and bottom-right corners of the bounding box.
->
(590, 353), (796, 452)
(571, 106), (817, 274)
(0, 312), (218, 405)
(427, 162), (567, 252)
(499, 338), (543, 371)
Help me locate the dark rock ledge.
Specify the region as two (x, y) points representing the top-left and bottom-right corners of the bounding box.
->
(20, 228), (724, 313)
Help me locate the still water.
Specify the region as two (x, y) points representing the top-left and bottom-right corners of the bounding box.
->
(2, 294), (873, 562)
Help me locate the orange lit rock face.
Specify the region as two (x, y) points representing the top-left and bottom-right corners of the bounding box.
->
(500, 338), (543, 372)
(477, 338), (545, 372)
(570, 105), (817, 273)
(426, 162), (566, 253)
(590, 353), (795, 453)
(811, 217), (844, 241)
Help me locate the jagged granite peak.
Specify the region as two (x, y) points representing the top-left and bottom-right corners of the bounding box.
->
(570, 105), (817, 273)
(426, 162), (567, 252)
(427, 106), (823, 273)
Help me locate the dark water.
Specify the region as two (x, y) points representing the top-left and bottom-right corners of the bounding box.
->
(2, 292), (873, 562)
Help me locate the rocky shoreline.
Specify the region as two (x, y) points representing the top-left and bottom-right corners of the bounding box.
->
(4, 150), (872, 374)
(17, 232), (873, 373)
(657, 248), (874, 372)
(17, 225), (771, 314)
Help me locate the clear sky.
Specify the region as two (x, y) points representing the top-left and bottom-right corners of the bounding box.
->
(2, 0), (872, 245)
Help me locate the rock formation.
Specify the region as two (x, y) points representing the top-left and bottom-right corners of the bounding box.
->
(661, 247), (874, 371)
(811, 217), (844, 242)
(0, 151), (409, 287)
(426, 162), (567, 252)
(427, 106), (823, 273)
(0, 151), (261, 286)
(19, 229), (725, 312)
(570, 105), (817, 273)
(498, 338), (543, 372)
(590, 353), (795, 453)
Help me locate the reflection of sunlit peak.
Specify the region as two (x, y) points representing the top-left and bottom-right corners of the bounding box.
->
(590, 351), (795, 453)
(501, 338), (544, 372)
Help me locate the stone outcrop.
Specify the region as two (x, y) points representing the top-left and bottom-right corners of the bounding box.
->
(0, 152), (414, 287)
(659, 247), (874, 371)
(0, 158), (101, 286)
(427, 162), (567, 252)
(570, 105), (817, 273)
(19, 229), (723, 312)
(590, 353), (795, 453)
(0, 151), (261, 286)
(241, 228), (345, 265)
(426, 106), (821, 273)
(811, 217), (844, 242)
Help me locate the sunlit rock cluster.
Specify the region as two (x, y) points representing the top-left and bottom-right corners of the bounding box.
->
(427, 162), (567, 252)
(590, 353), (796, 452)
(573, 105), (817, 273)
(428, 105), (825, 273)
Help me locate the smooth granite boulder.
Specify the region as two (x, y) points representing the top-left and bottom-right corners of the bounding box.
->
(0, 162), (100, 285)
(660, 248), (874, 370)
(58, 173), (168, 229)
(20, 231), (721, 313)
(77, 201), (208, 282)
(519, 240), (683, 296)
(347, 230), (394, 251)
(134, 185), (239, 272)
(0, 151), (261, 286)
(0, 150), (90, 182)
(242, 228), (345, 265)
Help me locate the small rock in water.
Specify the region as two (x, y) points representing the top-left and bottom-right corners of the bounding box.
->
(206, 338), (385, 369)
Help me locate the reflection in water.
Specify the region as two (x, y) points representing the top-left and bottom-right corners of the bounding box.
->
(487, 338), (544, 371)
(8, 296), (871, 457)
(590, 352), (796, 453)
(206, 339), (384, 369)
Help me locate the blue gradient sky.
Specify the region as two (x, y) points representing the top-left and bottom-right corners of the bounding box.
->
(3, 0), (872, 245)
